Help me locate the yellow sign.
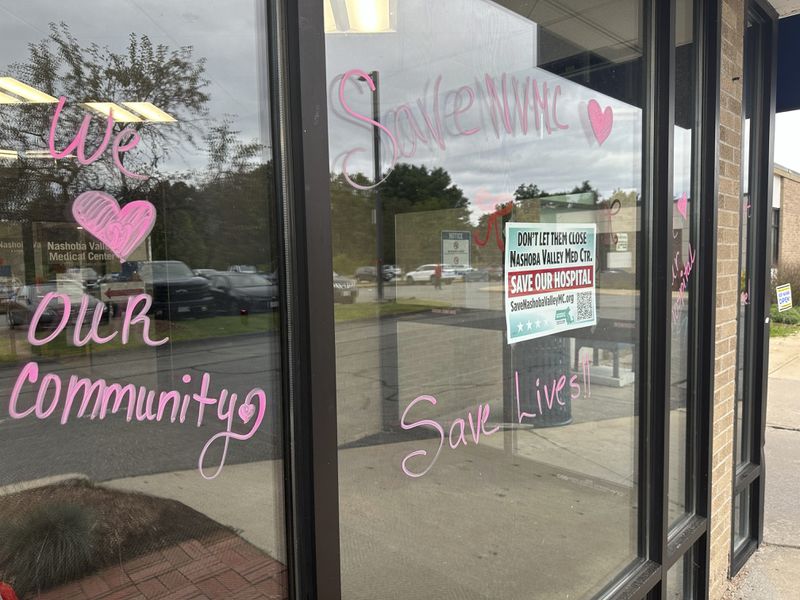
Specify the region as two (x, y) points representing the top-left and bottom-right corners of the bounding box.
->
(777, 283), (793, 312)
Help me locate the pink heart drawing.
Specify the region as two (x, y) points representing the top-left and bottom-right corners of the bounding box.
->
(676, 192), (688, 220)
(238, 402), (255, 424)
(72, 191), (156, 262)
(587, 99), (613, 146)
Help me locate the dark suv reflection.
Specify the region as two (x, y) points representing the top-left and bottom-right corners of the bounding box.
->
(136, 261), (213, 319)
(207, 273), (279, 314)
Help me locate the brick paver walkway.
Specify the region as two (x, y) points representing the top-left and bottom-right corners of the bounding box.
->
(34, 531), (286, 600)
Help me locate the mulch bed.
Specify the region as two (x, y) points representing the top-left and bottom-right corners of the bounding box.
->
(0, 479), (285, 599)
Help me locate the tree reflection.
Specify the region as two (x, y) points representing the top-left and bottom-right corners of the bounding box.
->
(0, 23), (276, 279)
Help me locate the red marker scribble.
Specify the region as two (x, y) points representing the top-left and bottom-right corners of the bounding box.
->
(473, 202), (513, 251)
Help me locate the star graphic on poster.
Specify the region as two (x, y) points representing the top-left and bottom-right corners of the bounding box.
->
(535, 319), (541, 328)
(526, 320), (533, 330)
(517, 323), (524, 332)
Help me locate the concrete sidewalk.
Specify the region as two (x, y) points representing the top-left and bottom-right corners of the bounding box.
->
(723, 334), (800, 599)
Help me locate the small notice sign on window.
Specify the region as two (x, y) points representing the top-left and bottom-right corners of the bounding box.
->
(776, 283), (793, 312)
(504, 222), (597, 343)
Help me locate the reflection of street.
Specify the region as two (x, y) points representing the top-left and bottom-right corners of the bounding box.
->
(0, 331), (282, 487)
(331, 288), (693, 598)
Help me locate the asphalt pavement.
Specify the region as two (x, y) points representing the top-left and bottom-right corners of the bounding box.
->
(0, 329), (283, 487)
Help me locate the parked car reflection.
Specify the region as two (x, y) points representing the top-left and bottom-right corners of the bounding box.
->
(207, 273), (279, 314)
(64, 267), (99, 293)
(193, 268), (219, 279)
(404, 264), (456, 284)
(333, 272), (358, 303)
(461, 267), (490, 282)
(136, 261), (213, 320)
(0, 278), (21, 309)
(6, 280), (107, 329)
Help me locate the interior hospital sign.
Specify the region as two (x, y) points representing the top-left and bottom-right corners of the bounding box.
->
(2, 96), (268, 480)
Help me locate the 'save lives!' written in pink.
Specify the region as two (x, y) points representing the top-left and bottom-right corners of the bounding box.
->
(399, 358), (592, 478)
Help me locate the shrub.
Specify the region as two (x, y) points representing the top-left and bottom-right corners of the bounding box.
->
(770, 303), (800, 325)
(0, 503), (98, 598)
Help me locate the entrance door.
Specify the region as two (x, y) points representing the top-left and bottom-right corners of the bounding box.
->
(731, 0), (778, 575)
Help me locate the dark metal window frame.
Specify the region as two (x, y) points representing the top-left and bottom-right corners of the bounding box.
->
(266, 0), (723, 598)
(730, 0), (778, 578)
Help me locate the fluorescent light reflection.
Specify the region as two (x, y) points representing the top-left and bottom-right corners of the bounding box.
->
(121, 102), (176, 122)
(0, 91), (22, 104)
(344, 0), (392, 32)
(0, 77), (58, 103)
(83, 102), (143, 123)
(325, 0), (338, 32)
(24, 150), (73, 159)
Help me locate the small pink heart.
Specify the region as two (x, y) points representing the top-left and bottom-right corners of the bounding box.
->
(238, 403), (255, 424)
(72, 191), (156, 262)
(587, 99), (613, 146)
(676, 192), (688, 220)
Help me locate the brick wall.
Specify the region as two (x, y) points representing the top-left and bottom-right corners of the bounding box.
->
(775, 166), (800, 269)
(709, 0), (744, 597)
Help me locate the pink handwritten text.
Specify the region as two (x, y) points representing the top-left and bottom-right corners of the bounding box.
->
(338, 71), (570, 189)
(671, 243), (697, 322)
(49, 96), (146, 180)
(7, 362), (266, 480)
(27, 292), (167, 348)
(400, 363), (592, 478)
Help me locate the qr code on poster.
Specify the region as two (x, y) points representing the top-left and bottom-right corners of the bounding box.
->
(576, 291), (594, 321)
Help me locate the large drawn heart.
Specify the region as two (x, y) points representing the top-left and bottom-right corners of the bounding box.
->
(587, 99), (613, 146)
(72, 191), (156, 262)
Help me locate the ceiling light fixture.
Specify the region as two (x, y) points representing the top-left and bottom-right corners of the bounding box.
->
(0, 77), (58, 103)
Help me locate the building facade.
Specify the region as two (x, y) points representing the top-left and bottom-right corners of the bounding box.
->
(771, 164), (800, 268)
(0, 0), (788, 599)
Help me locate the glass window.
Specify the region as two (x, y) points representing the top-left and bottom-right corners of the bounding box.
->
(771, 207), (780, 266)
(734, 488), (751, 550)
(326, 1), (645, 597)
(0, 2), (286, 599)
(735, 14), (759, 469)
(666, 546), (698, 599)
(668, 0), (697, 527)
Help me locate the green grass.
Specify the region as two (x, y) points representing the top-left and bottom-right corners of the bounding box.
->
(769, 304), (800, 337)
(333, 299), (452, 322)
(0, 299), (452, 363)
(0, 313), (278, 363)
(770, 322), (800, 337)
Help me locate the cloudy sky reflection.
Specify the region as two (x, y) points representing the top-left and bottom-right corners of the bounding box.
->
(325, 0), (692, 216)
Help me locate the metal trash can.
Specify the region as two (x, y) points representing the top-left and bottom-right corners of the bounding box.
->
(512, 336), (572, 427)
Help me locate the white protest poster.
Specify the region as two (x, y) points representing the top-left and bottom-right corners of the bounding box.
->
(504, 222), (597, 343)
